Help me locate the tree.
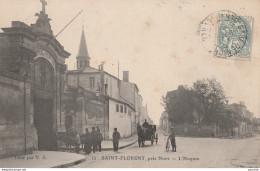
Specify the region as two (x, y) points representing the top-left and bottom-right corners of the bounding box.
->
(192, 78), (227, 125)
(162, 85), (195, 124)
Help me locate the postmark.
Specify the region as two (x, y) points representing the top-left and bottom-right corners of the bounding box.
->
(199, 10), (253, 59)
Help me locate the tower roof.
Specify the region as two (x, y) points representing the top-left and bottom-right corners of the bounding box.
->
(77, 27), (90, 59)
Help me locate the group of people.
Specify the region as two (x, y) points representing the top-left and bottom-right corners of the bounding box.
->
(74, 127), (121, 154)
(74, 126), (103, 154)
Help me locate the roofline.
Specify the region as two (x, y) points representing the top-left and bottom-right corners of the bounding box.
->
(108, 97), (136, 112)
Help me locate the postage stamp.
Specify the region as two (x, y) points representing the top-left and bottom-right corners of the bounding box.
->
(199, 10), (254, 59)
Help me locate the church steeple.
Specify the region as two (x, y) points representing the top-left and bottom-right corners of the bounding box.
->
(76, 26), (90, 70)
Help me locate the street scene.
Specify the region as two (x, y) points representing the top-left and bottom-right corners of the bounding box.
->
(0, 0), (260, 169)
(73, 131), (260, 168)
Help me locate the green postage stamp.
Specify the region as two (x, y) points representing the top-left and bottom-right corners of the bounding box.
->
(200, 10), (254, 59)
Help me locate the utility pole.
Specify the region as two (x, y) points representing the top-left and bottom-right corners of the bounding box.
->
(118, 61), (120, 79)
(55, 10), (83, 38)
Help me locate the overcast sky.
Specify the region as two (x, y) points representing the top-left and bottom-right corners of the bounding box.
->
(1, 0), (259, 124)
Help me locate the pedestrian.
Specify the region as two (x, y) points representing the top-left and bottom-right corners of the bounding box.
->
(75, 131), (81, 153)
(96, 126), (100, 150)
(91, 127), (97, 153)
(97, 128), (103, 152)
(137, 122), (141, 131)
(168, 129), (176, 152)
(112, 128), (120, 151)
(83, 128), (92, 154)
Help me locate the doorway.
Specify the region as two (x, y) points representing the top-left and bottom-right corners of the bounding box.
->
(34, 96), (53, 150)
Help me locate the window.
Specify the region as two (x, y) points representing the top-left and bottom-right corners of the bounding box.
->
(116, 104), (119, 112)
(34, 59), (53, 89)
(104, 84), (108, 95)
(90, 77), (95, 88)
(120, 105), (123, 113)
(124, 106), (127, 113)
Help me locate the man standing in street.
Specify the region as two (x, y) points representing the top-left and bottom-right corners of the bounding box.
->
(83, 128), (91, 154)
(168, 128), (176, 152)
(112, 128), (120, 151)
(75, 131), (81, 153)
(97, 128), (103, 152)
(91, 127), (97, 153)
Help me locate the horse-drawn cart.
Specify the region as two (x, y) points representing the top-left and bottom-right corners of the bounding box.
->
(137, 125), (158, 147)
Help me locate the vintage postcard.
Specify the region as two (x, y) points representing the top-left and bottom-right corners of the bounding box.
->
(0, 0), (259, 169)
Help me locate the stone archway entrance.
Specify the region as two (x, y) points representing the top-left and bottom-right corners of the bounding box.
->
(33, 57), (55, 150)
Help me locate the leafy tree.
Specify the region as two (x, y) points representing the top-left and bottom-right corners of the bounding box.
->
(162, 85), (195, 124)
(192, 78), (226, 125)
(63, 86), (79, 116)
(219, 108), (239, 129)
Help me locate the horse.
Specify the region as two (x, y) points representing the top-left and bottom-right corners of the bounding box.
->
(137, 126), (145, 147)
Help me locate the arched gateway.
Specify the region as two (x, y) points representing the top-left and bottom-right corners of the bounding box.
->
(0, 0), (70, 158)
(33, 55), (55, 150)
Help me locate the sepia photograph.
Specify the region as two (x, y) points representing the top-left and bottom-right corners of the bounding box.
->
(0, 0), (259, 169)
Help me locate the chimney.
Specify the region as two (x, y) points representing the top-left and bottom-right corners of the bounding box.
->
(98, 64), (104, 71)
(123, 71), (129, 82)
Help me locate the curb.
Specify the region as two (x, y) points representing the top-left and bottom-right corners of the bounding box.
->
(54, 140), (137, 167)
(102, 139), (138, 151)
(52, 156), (86, 168)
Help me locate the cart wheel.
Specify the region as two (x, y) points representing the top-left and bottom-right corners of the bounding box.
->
(166, 142), (170, 152)
(166, 141), (170, 152)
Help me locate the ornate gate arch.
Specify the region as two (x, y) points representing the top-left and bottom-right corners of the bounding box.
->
(33, 52), (55, 150)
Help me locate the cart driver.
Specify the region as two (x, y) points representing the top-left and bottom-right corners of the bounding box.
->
(142, 119), (149, 128)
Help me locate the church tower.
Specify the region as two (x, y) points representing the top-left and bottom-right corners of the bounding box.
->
(76, 27), (90, 70)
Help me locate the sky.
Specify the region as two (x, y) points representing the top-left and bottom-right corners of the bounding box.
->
(0, 0), (259, 124)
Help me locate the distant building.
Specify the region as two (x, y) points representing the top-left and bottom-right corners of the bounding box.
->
(159, 111), (169, 132)
(63, 28), (149, 139)
(227, 102), (254, 136)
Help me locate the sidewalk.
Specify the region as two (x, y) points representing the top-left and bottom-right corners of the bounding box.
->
(59, 134), (138, 152)
(0, 151), (85, 168)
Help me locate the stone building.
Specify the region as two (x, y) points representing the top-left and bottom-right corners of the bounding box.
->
(159, 111), (169, 132)
(0, 1), (69, 158)
(64, 28), (148, 139)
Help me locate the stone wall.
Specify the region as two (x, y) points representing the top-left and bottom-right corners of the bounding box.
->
(109, 99), (132, 139)
(0, 73), (35, 159)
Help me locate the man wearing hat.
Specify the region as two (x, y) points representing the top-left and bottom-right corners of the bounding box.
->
(96, 128), (103, 152)
(83, 128), (91, 154)
(168, 127), (176, 152)
(91, 127), (98, 153)
(112, 128), (121, 151)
